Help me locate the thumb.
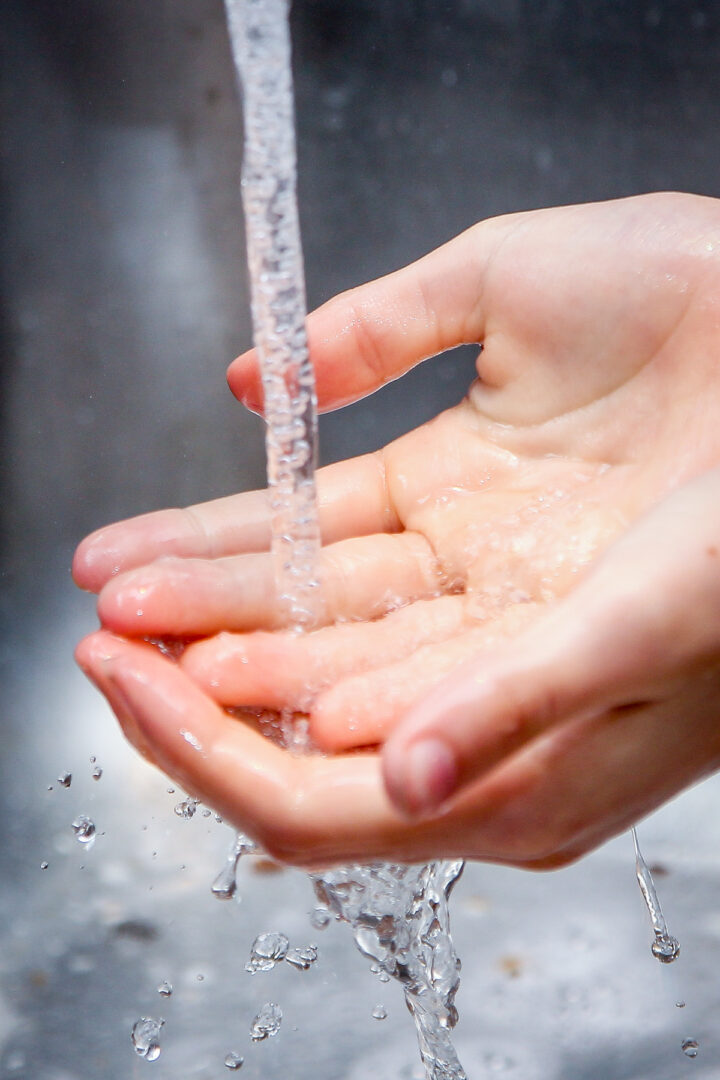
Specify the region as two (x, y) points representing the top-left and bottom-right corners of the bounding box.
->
(227, 216), (511, 414)
(382, 468), (720, 817)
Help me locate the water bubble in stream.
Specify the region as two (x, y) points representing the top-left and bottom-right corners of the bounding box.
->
(72, 815), (96, 844)
(131, 1017), (164, 1061)
(682, 1038), (699, 1058)
(250, 1002), (282, 1041)
(224, 1052), (244, 1070)
(246, 932), (289, 973)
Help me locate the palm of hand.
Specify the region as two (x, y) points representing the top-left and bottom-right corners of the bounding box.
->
(75, 193), (720, 865)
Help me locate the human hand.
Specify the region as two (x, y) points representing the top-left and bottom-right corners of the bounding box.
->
(74, 193), (720, 866)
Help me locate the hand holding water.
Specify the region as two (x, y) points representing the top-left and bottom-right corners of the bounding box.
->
(75, 193), (720, 866)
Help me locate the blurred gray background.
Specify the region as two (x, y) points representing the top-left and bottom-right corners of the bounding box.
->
(2, 2), (720, 1078)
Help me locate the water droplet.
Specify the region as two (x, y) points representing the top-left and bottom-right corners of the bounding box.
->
(372, 1005), (387, 1021)
(246, 932), (289, 973)
(58, 772), (72, 788)
(224, 1052), (244, 1070)
(72, 814), (96, 844)
(310, 907), (331, 930)
(174, 798), (198, 819)
(202, 808), (211, 818)
(285, 944), (318, 970)
(92, 766), (103, 781)
(180, 728), (203, 752)
(212, 833), (256, 901)
(40, 861), (49, 870)
(157, 981), (173, 997)
(166, 787), (175, 794)
(682, 1038), (699, 1058)
(131, 1017), (164, 1060)
(676, 1001), (686, 1008)
(89, 756), (96, 764)
(250, 1002), (282, 1041)
(651, 934), (680, 963)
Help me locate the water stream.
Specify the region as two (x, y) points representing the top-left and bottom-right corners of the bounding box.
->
(632, 828), (679, 964)
(223, 1), (467, 1076)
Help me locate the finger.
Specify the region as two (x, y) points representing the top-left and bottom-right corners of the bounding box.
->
(97, 530), (443, 637)
(227, 217), (511, 413)
(382, 467), (720, 817)
(180, 595), (468, 708)
(73, 453), (399, 593)
(73, 630), (468, 865)
(310, 601), (541, 750)
(442, 671), (720, 869)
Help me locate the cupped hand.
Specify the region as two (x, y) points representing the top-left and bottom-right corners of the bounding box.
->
(74, 193), (720, 866)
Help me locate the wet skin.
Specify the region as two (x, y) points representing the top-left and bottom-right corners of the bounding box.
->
(75, 193), (720, 868)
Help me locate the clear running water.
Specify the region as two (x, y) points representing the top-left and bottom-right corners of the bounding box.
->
(224, 0), (320, 635)
(223, 2), (467, 1076)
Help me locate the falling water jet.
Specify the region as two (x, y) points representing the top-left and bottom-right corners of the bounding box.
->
(632, 828), (679, 964)
(223, 1), (467, 1076)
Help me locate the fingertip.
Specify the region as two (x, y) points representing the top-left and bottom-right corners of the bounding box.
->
(96, 576), (129, 631)
(72, 529), (120, 592)
(227, 350), (263, 413)
(382, 735), (458, 818)
(178, 636), (224, 695)
(74, 629), (128, 673)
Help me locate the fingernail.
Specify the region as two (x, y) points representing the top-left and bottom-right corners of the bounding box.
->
(393, 739), (458, 817)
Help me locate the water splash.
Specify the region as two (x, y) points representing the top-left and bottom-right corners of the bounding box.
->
(632, 829), (679, 963)
(313, 861), (465, 1079)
